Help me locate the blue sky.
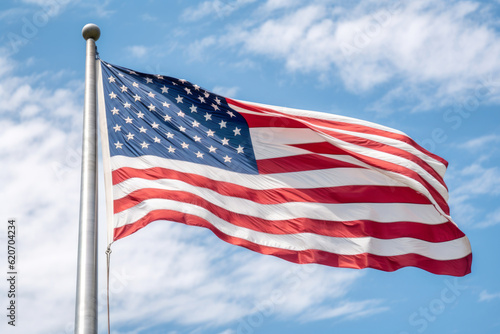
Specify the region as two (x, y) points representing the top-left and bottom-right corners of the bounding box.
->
(1, 0), (500, 333)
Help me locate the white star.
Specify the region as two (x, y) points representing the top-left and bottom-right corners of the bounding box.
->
(168, 146), (176, 153)
(161, 86), (169, 94)
(221, 137), (229, 145)
(166, 132), (174, 139)
(156, 74), (164, 80)
(113, 124), (121, 132)
(177, 111), (185, 117)
(181, 142), (189, 149)
(215, 97), (221, 105)
(198, 96), (206, 103)
(129, 70), (137, 75)
(236, 145), (244, 154)
(123, 102), (131, 108)
(137, 111), (145, 119)
(208, 146), (217, 153)
(108, 76), (116, 83)
(206, 129), (215, 137)
(193, 84), (200, 90)
(153, 137), (161, 143)
(141, 141), (149, 148)
(223, 155), (232, 163)
(148, 104), (156, 111)
(179, 125), (186, 132)
(184, 87), (192, 95)
(227, 111), (235, 118)
(139, 126), (147, 133)
(120, 85), (128, 92)
(126, 132), (134, 141)
(172, 81), (178, 85)
(190, 104), (197, 113)
(132, 82), (139, 88)
(145, 77), (153, 84)
(114, 141), (123, 149)
(233, 127), (241, 136)
(195, 151), (204, 158)
(204, 113), (212, 121)
(175, 95), (183, 104)
(152, 122), (159, 129)
(219, 120), (227, 128)
(179, 79), (187, 84)
(162, 101), (170, 108)
(192, 120), (200, 127)
(106, 63), (112, 68)
(118, 73), (124, 77)
(164, 115), (172, 122)
(204, 91), (209, 98)
(109, 92), (117, 99)
(211, 103), (219, 111)
(125, 117), (133, 124)
(111, 107), (119, 115)
(193, 135), (201, 142)
(133, 94), (141, 101)
(148, 91), (156, 98)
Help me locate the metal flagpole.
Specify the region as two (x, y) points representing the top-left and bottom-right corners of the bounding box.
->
(75, 23), (100, 334)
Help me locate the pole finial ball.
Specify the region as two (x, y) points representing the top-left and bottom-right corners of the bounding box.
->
(82, 24), (101, 41)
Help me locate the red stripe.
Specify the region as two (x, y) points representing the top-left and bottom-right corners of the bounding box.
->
(113, 210), (471, 276)
(244, 111), (446, 188)
(228, 98), (448, 167)
(294, 128), (447, 190)
(113, 188), (463, 242)
(112, 166), (432, 205)
(289, 142), (450, 215)
(256, 154), (365, 174)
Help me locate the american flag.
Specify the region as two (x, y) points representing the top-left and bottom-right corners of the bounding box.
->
(97, 60), (472, 276)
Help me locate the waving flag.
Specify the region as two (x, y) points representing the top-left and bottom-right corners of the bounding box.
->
(97, 60), (472, 276)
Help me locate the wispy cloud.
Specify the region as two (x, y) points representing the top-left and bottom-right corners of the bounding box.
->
(479, 290), (500, 302)
(300, 299), (389, 322)
(212, 86), (239, 98)
(127, 45), (150, 59)
(459, 134), (500, 150)
(181, 0), (256, 21)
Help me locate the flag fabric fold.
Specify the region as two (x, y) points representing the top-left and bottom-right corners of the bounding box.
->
(97, 59), (472, 276)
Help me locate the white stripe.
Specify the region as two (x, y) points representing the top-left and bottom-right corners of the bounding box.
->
(242, 110), (446, 178)
(248, 122), (449, 203)
(113, 178), (448, 224)
(113, 200), (471, 260)
(229, 100), (407, 135)
(110, 155), (404, 189)
(231, 99), (446, 176)
(110, 155), (453, 225)
(97, 60), (116, 246)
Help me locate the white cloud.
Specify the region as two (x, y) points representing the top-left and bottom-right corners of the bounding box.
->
(195, 0), (500, 113)
(300, 299), (388, 322)
(448, 159), (500, 229)
(0, 54), (84, 333)
(212, 85), (239, 98)
(479, 290), (500, 302)
(460, 134), (500, 150)
(127, 45), (150, 59)
(182, 0), (256, 21)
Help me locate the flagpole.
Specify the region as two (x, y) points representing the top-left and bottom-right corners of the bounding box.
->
(75, 23), (100, 334)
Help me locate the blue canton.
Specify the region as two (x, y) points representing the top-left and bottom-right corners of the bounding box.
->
(100, 60), (258, 174)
